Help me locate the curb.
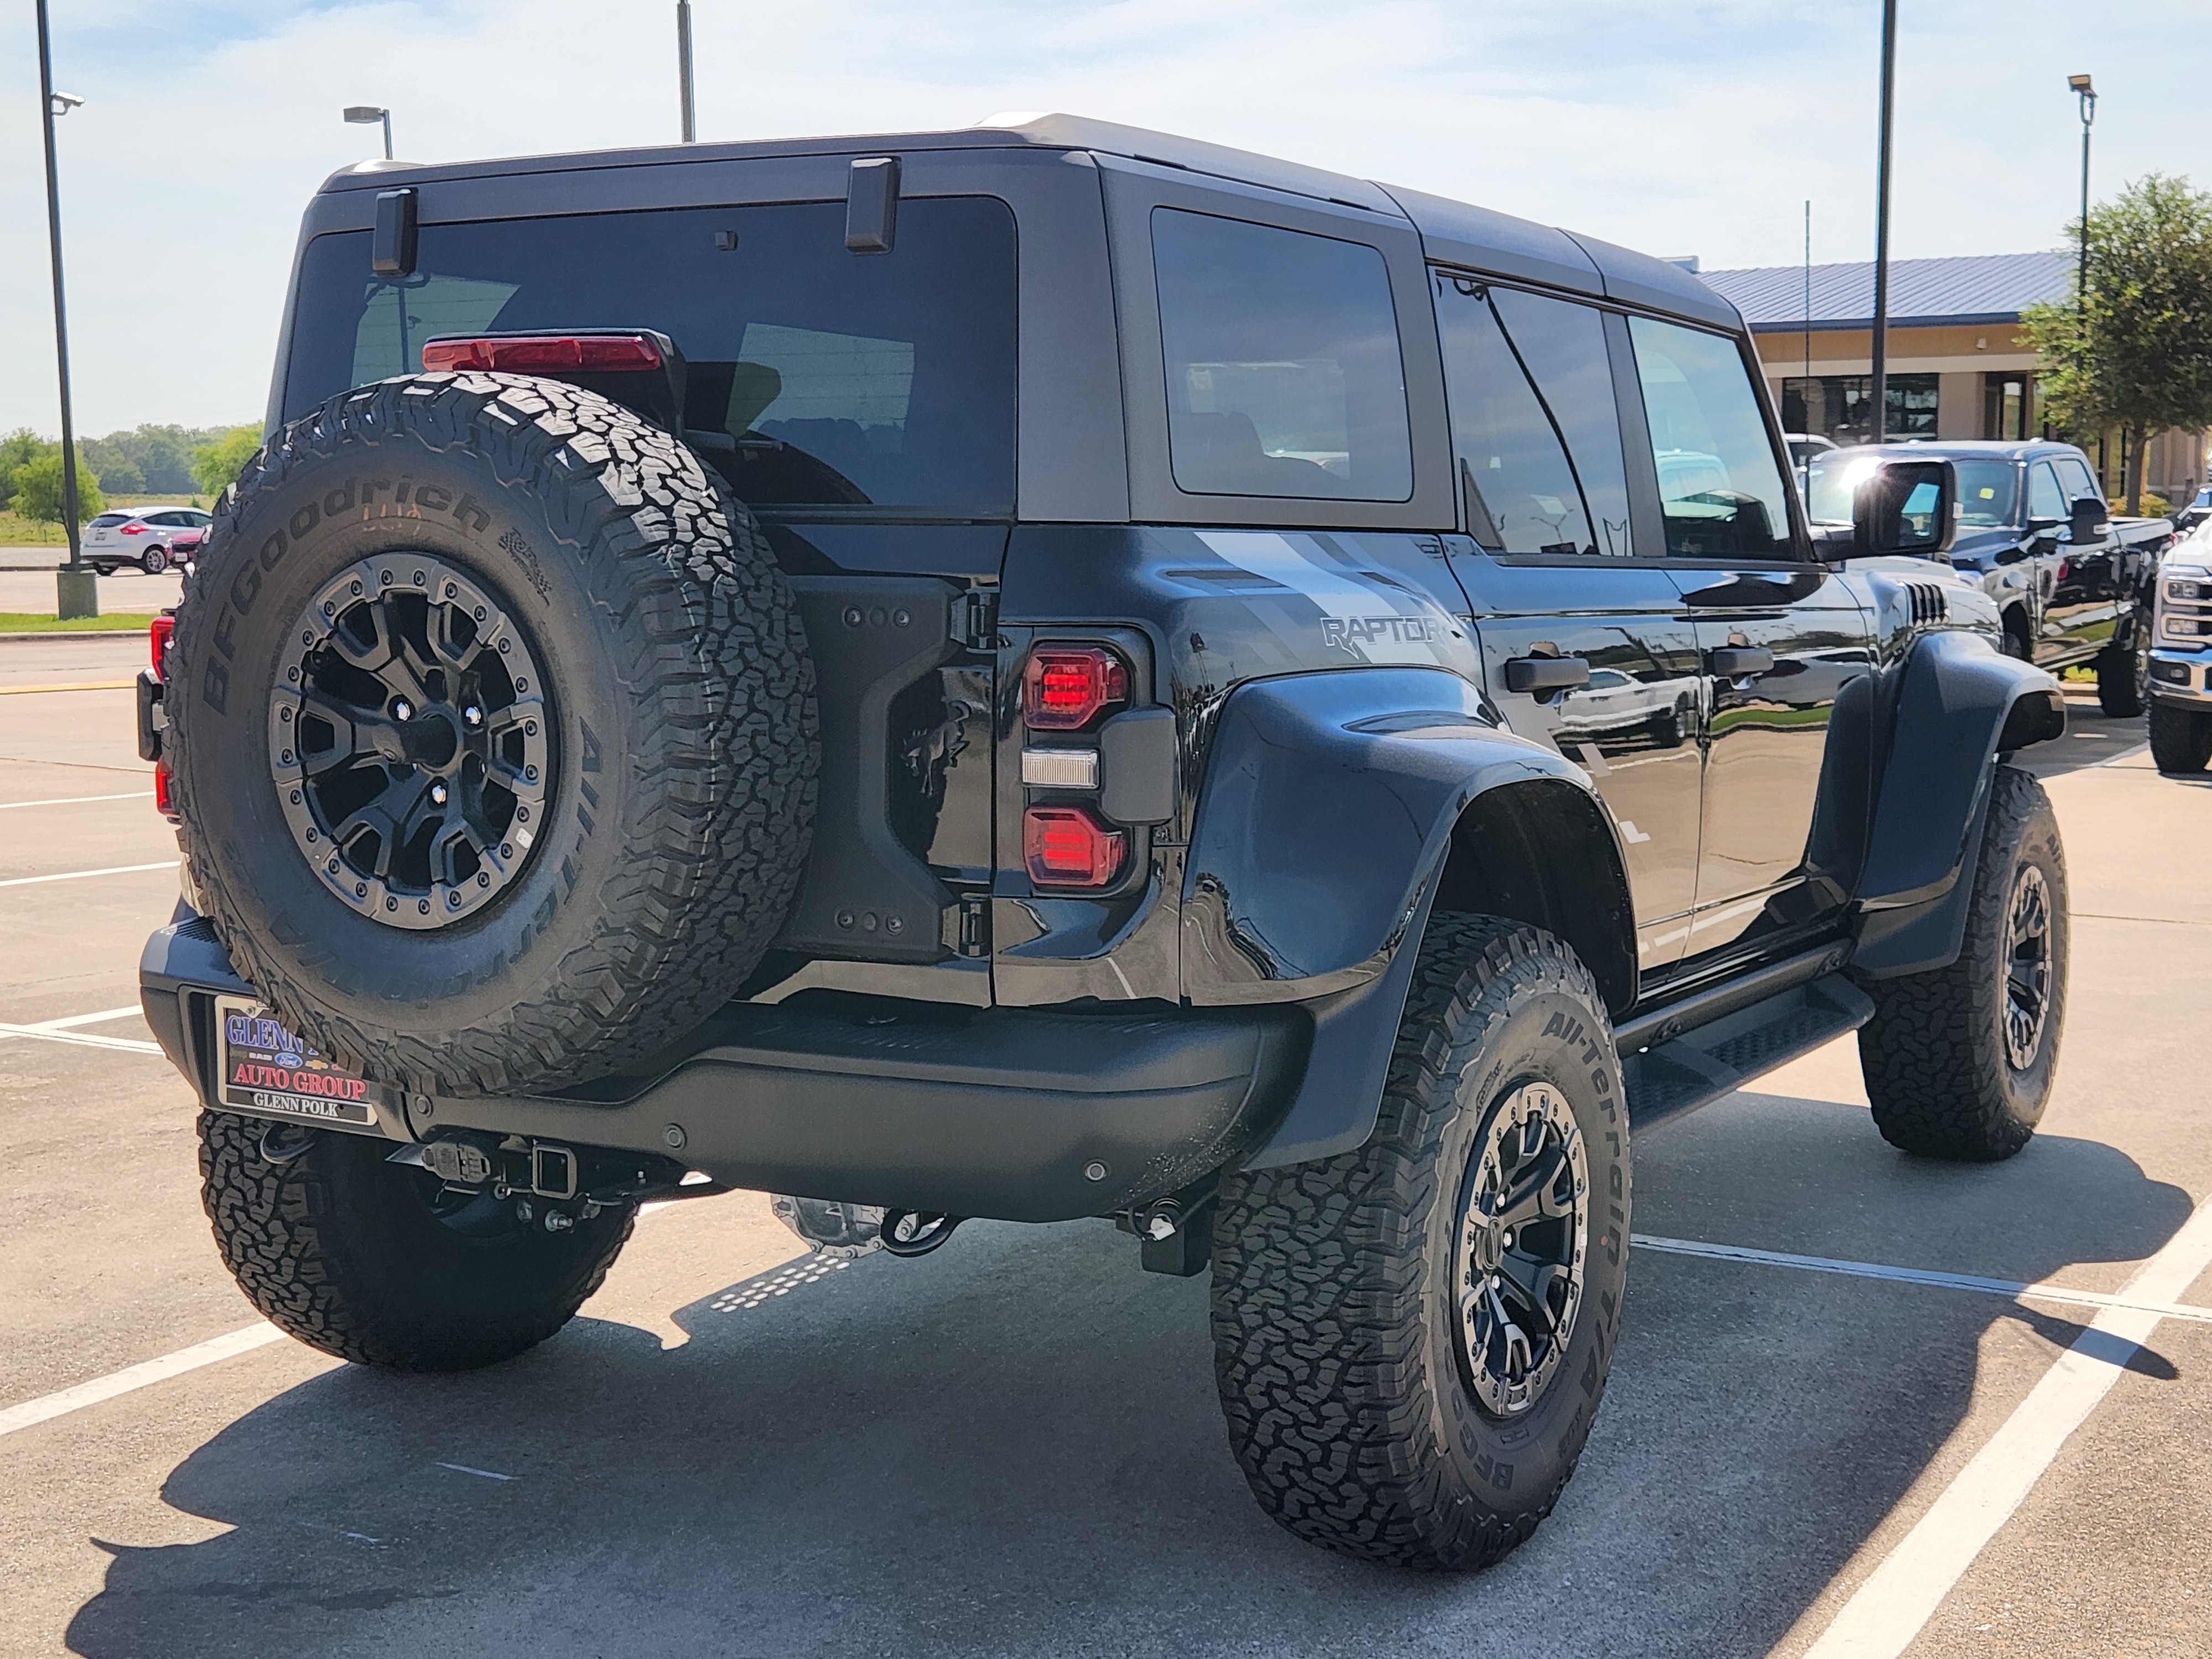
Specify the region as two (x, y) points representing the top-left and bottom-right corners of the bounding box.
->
(0, 630), (152, 641)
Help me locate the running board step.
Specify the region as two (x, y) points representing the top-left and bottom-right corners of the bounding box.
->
(1623, 972), (1874, 1131)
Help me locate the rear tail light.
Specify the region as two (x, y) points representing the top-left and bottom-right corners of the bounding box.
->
(1024, 806), (1126, 888)
(121, 523), (148, 535)
(422, 333), (664, 374)
(149, 613), (175, 680)
(1022, 646), (1129, 731)
(153, 761), (175, 817)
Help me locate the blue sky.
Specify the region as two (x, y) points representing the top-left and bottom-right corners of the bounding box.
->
(3, 0), (2205, 435)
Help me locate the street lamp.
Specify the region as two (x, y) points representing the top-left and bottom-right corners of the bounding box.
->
(1867, 0), (1898, 444)
(676, 1), (697, 142)
(2069, 75), (2096, 304)
(344, 105), (393, 160)
(35, 0), (94, 620)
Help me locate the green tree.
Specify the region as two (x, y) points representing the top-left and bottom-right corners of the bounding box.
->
(11, 450), (106, 524)
(2022, 173), (2212, 513)
(190, 424), (262, 497)
(0, 429), (44, 512)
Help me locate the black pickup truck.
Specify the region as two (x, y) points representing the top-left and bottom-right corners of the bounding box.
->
(1807, 439), (2173, 715)
(138, 115), (2070, 1573)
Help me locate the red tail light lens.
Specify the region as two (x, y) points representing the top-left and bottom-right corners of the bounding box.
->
(1024, 806), (1126, 888)
(1022, 647), (1129, 731)
(149, 613), (175, 680)
(422, 333), (665, 374)
(121, 523), (148, 535)
(153, 761), (175, 817)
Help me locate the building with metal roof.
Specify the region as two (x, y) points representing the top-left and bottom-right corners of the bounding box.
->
(1698, 250), (2200, 504)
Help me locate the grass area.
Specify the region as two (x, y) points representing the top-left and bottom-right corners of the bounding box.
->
(0, 612), (152, 633)
(1, 495), (207, 546)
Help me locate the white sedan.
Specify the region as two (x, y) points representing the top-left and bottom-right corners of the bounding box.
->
(81, 507), (211, 575)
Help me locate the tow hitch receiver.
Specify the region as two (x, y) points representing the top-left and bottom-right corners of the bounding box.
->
(389, 1134), (676, 1208)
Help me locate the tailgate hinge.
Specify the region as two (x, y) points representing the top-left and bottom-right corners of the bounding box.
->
(956, 895), (992, 958)
(952, 588), (1000, 651)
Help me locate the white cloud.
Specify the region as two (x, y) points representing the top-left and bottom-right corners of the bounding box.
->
(2, 0), (2205, 434)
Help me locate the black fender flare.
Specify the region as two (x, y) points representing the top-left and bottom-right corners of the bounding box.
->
(1180, 666), (1634, 1166)
(1851, 629), (2064, 978)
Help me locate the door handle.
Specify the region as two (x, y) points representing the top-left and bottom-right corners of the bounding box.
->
(1709, 646), (1774, 677)
(1504, 654), (1591, 693)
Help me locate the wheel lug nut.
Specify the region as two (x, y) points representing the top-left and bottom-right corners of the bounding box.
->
(393, 700), (414, 721)
(430, 782), (448, 806)
(463, 706), (483, 726)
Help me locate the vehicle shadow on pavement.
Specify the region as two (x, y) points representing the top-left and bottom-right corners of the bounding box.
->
(65, 1104), (2193, 1659)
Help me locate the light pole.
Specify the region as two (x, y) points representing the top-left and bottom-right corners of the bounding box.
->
(36, 0), (94, 620)
(343, 105), (393, 160)
(2069, 75), (2096, 304)
(1867, 0), (1898, 446)
(677, 1), (697, 142)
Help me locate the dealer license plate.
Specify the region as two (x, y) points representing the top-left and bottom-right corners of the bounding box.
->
(214, 996), (383, 1128)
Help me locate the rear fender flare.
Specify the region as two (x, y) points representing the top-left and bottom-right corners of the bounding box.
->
(1180, 666), (1635, 1166)
(1852, 629), (2064, 977)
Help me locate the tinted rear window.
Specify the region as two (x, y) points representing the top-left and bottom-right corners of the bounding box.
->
(283, 197), (1018, 514)
(1151, 208), (1412, 502)
(88, 513), (131, 528)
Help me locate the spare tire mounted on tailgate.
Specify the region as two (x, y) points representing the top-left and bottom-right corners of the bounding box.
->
(169, 373), (819, 1095)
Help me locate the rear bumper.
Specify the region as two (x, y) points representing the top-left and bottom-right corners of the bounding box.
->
(140, 919), (1308, 1223)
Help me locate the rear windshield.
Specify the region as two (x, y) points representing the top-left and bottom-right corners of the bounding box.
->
(88, 513), (131, 528)
(283, 197), (1018, 514)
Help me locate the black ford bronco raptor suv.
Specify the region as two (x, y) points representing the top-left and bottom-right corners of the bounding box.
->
(139, 116), (2072, 1571)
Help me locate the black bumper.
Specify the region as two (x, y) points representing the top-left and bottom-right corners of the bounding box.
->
(139, 920), (1308, 1223)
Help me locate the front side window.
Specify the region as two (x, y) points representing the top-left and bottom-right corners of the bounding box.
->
(1435, 278), (1630, 555)
(1152, 208), (1412, 501)
(2028, 461), (2067, 523)
(284, 197), (1018, 514)
(1630, 316), (1793, 559)
(2053, 453), (2101, 507)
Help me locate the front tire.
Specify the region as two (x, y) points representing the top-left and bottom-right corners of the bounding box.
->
(1856, 766), (2067, 1161)
(1210, 916), (1630, 1570)
(2148, 701), (2212, 773)
(199, 1111), (634, 1370)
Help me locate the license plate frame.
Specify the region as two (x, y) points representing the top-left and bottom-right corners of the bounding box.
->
(213, 995), (385, 1129)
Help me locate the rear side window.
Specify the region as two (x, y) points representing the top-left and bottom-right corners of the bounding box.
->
(2028, 460), (2067, 521)
(1628, 317), (1793, 559)
(1151, 208), (1412, 501)
(283, 197), (1018, 514)
(1434, 277), (1630, 555)
(2053, 453), (2101, 505)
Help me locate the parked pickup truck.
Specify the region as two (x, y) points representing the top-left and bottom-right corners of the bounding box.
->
(1806, 440), (2174, 716)
(137, 114), (2070, 1574)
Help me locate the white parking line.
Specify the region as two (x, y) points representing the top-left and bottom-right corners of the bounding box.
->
(0, 1022), (162, 1055)
(0, 792), (153, 810)
(1799, 1194), (2212, 1659)
(0, 860), (178, 889)
(1633, 1233), (2212, 1326)
(0, 1323), (288, 1440)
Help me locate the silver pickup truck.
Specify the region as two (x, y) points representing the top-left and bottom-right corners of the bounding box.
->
(2148, 516), (2212, 770)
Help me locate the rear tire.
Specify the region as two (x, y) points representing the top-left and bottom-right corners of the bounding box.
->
(1210, 916), (1630, 1570)
(140, 545), (169, 577)
(1856, 766), (2067, 1161)
(198, 1111), (634, 1370)
(2000, 612), (2033, 661)
(2148, 701), (2212, 774)
(2095, 626), (2146, 717)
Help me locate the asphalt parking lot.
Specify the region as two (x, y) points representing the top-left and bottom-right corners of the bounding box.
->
(2, 635), (2207, 1658)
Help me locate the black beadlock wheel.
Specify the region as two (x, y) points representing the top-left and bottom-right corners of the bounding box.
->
(197, 1112), (634, 1370)
(1856, 765), (2068, 1161)
(168, 374), (818, 1096)
(1209, 915), (1631, 1571)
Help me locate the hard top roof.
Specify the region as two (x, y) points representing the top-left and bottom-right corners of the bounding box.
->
(320, 113), (1741, 331)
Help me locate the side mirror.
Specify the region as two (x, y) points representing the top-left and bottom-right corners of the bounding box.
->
(1852, 457), (1959, 560)
(2068, 497), (2109, 544)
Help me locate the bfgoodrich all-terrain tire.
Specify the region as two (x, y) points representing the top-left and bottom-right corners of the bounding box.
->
(2148, 701), (2212, 773)
(1856, 765), (2067, 1161)
(199, 1112), (634, 1370)
(1210, 916), (1631, 1571)
(168, 374), (817, 1095)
